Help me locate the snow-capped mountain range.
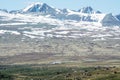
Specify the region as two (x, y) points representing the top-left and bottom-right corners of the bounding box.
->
(0, 2), (120, 40)
(1, 2), (119, 26)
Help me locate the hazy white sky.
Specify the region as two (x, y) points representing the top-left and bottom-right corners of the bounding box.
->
(0, 0), (119, 15)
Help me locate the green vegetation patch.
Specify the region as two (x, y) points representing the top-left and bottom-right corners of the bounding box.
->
(0, 65), (120, 80)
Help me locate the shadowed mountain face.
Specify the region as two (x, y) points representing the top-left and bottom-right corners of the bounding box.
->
(101, 13), (120, 26)
(0, 9), (8, 13)
(23, 3), (59, 15)
(116, 14), (120, 21)
(78, 6), (101, 14)
(78, 6), (93, 13)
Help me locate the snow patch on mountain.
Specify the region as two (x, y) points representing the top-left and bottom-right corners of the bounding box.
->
(0, 23), (27, 26)
(0, 30), (20, 35)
